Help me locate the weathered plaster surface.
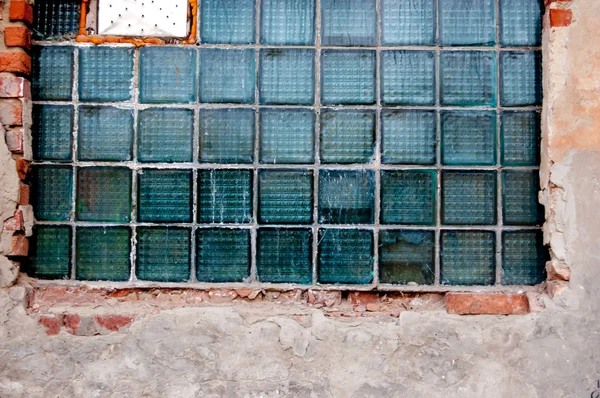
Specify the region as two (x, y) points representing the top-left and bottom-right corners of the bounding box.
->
(0, 123), (19, 286)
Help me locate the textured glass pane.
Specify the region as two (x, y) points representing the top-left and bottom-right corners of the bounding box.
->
(441, 231), (495, 286)
(379, 230), (435, 285)
(501, 51), (542, 106)
(201, 0), (255, 44)
(381, 51), (435, 105)
(76, 227), (130, 281)
(76, 167), (132, 222)
(500, 0), (542, 47)
(258, 170), (313, 224)
(198, 170), (253, 224)
(261, 0), (315, 45)
(502, 170), (543, 225)
(257, 228), (312, 284)
(321, 50), (376, 105)
(32, 46), (74, 100)
(381, 170), (436, 225)
(200, 49), (255, 104)
(320, 110), (375, 164)
(79, 47), (134, 102)
(501, 111), (541, 166)
(199, 109), (255, 164)
(32, 104), (73, 161)
(441, 51), (496, 106)
(382, 0), (435, 46)
(138, 169), (192, 223)
(259, 109), (315, 164)
(139, 47), (196, 104)
(78, 106), (133, 161)
(31, 165), (72, 221)
(441, 111), (496, 165)
(318, 228), (373, 284)
(439, 0), (495, 46)
(319, 170), (375, 224)
(381, 110), (436, 165)
(196, 228), (250, 282)
(30, 226), (71, 279)
(442, 171), (496, 225)
(138, 108), (194, 163)
(33, 0), (80, 39)
(321, 0), (377, 46)
(502, 231), (546, 285)
(136, 227), (190, 282)
(259, 49), (315, 105)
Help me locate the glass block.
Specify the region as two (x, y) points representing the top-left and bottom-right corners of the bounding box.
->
(261, 0), (315, 45)
(441, 111), (496, 165)
(33, 0), (80, 39)
(320, 110), (375, 164)
(502, 170), (543, 225)
(76, 167), (132, 222)
(76, 227), (131, 281)
(138, 108), (194, 163)
(318, 229), (373, 284)
(199, 109), (255, 164)
(440, 51), (496, 106)
(441, 231), (496, 285)
(319, 170), (375, 224)
(500, 0), (543, 47)
(139, 47), (196, 104)
(379, 230), (435, 285)
(258, 170), (313, 224)
(196, 228), (250, 282)
(201, 0), (255, 44)
(257, 228), (312, 284)
(78, 47), (134, 102)
(32, 104), (73, 161)
(502, 230), (546, 285)
(381, 0), (435, 46)
(259, 109), (315, 164)
(442, 171), (497, 225)
(439, 0), (495, 46)
(198, 170), (253, 224)
(501, 51), (542, 107)
(78, 106), (133, 161)
(321, 0), (377, 46)
(136, 227), (190, 282)
(31, 165), (72, 221)
(137, 169), (193, 223)
(199, 49), (255, 104)
(501, 111), (541, 166)
(29, 226), (71, 279)
(259, 49), (315, 105)
(321, 50), (376, 105)
(31, 46), (74, 101)
(380, 170), (436, 225)
(381, 110), (436, 165)
(381, 51), (435, 106)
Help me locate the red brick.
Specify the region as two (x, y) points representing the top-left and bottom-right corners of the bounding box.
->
(0, 52), (31, 75)
(545, 0), (571, 6)
(0, 99), (23, 125)
(9, 234), (28, 256)
(547, 281), (569, 298)
(348, 291), (379, 305)
(4, 26), (31, 49)
(550, 9), (572, 28)
(446, 293), (529, 315)
(0, 76), (30, 98)
(16, 158), (29, 180)
(63, 313), (80, 335)
(18, 182), (29, 205)
(95, 314), (134, 332)
(39, 313), (63, 335)
(6, 128), (23, 153)
(3, 210), (23, 232)
(308, 290), (342, 307)
(9, 1), (33, 25)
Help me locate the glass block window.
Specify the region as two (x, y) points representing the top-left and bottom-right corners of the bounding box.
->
(30, 0), (545, 288)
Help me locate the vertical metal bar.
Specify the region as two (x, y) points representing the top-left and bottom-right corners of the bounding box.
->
(434, 0), (442, 286)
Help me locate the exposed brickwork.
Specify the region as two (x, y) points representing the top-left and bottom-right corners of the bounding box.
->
(0, 75), (30, 98)
(0, 52), (30, 75)
(550, 9), (573, 27)
(446, 293), (530, 315)
(4, 26), (31, 49)
(545, 0), (571, 6)
(8, 0), (33, 25)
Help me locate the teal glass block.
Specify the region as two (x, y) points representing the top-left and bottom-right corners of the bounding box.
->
(381, 51), (435, 106)
(33, 0), (80, 39)
(320, 110), (375, 164)
(381, 110), (436, 165)
(136, 227), (190, 282)
(137, 169), (192, 223)
(319, 170), (375, 224)
(439, 0), (495, 46)
(32, 104), (73, 161)
(76, 167), (132, 222)
(380, 170), (436, 225)
(139, 47), (196, 104)
(501, 51), (542, 106)
(501, 111), (541, 166)
(261, 0), (315, 45)
(201, 0), (255, 44)
(196, 228), (250, 282)
(502, 230), (546, 285)
(78, 47), (134, 102)
(259, 49), (315, 105)
(441, 111), (496, 165)
(198, 170), (253, 224)
(441, 231), (496, 285)
(138, 108), (193, 163)
(32, 46), (74, 100)
(199, 109), (255, 164)
(258, 170), (313, 224)
(259, 108), (315, 164)
(257, 228), (312, 284)
(78, 106), (133, 161)
(31, 165), (72, 221)
(318, 229), (373, 284)
(500, 0), (543, 47)
(442, 171), (497, 225)
(200, 49), (255, 104)
(441, 51), (496, 106)
(502, 170), (543, 226)
(379, 230), (435, 285)
(76, 227), (130, 281)
(381, 0), (435, 46)
(30, 226), (71, 279)
(321, 0), (377, 46)
(321, 50), (376, 105)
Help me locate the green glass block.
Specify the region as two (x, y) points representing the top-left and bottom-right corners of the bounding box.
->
(32, 46), (74, 100)
(321, 50), (376, 105)
(381, 0), (435, 46)
(136, 227), (190, 282)
(76, 167), (132, 222)
(441, 231), (495, 285)
(137, 169), (192, 223)
(318, 229), (373, 284)
(380, 170), (436, 225)
(201, 0), (255, 44)
(381, 51), (435, 106)
(258, 170), (313, 224)
(500, 0), (543, 47)
(78, 47), (134, 102)
(502, 170), (543, 226)
(78, 106), (133, 161)
(257, 228), (312, 284)
(441, 51), (496, 106)
(501, 51), (542, 106)
(31, 165), (72, 221)
(259, 108), (315, 164)
(30, 226), (71, 279)
(321, 0), (377, 46)
(138, 108), (194, 163)
(502, 230), (546, 285)
(198, 170), (253, 224)
(76, 227), (131, 281)
(139, 47), (196, 104)
(261, 0), (315, 45)
(439, 0), (496, 46)
(381, 110), (436, 165)
(379, 230), (435, 285)
(196, 228), (251, 282)
(32, 104), (73, 161)
(199, 109), (255, 164)
(441, 111), (496, 166)
(320, 110), (375, 164)
(200, 49), (255, 104)
(501, 111), (541, 166)
(259, 49), (315, 105)
(33, 0), (80, 39)
(319, 170), (375, 224)
(442, 171), (497, 225)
